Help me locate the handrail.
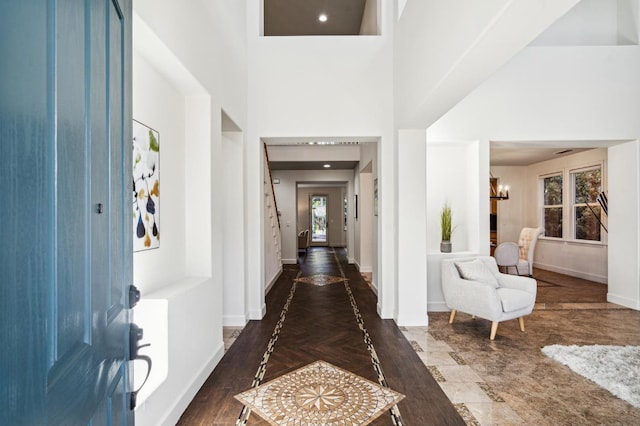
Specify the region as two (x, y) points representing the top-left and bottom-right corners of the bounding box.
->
(263, 142), (280, 229)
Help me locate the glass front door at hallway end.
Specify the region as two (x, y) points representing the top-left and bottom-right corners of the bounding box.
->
(311, 195), (328, 244)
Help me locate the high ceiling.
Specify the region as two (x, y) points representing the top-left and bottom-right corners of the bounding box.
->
(261, 2), (600, 168)
(269, 161), (359, 170)
(490, 141), (622, 166)
(490, 145), (590, 166)
(264, 0), (366, 36)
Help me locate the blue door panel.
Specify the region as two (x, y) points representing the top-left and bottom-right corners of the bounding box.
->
(0, 1), (51, 424)
(0, 0), (133, 424)
(91, 368), (126, 426)
(108, 0), (125, 311)
(55, 0), (89, 359)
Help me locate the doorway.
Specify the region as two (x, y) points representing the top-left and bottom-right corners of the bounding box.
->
(311, 194), (328, 244)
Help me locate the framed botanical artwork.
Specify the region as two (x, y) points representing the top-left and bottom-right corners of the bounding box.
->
(133, 119), (160, 251)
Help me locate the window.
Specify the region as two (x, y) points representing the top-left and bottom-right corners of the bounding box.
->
(543, 174), (563, 238)
(572, 167), (602, 241)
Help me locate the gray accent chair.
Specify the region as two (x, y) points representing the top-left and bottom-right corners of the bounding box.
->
(494, 242), (520, 274)
(297, 229), (309, 255)
(441, 256), (537, 340)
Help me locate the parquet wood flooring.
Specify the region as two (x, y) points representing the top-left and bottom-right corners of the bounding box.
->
(178, 248), (464, 425)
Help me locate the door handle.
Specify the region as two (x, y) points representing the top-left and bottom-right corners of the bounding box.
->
(129, 323), (152, 410)
(129, 285), (141, 309)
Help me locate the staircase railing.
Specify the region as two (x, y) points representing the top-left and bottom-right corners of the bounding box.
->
(263, 142), (280, 229)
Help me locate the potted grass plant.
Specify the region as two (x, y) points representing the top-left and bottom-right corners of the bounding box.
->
(440, 202), (453, 253)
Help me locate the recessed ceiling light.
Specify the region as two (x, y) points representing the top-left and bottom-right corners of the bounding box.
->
(318, 13), (328, 22)
(323, 164), (331, 168)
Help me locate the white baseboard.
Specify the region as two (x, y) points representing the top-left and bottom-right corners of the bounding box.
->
(265, 266), (283, 295)
(534, 262), (607, 284)
(369, 283), (378, 295)
(395, 314), (429, 327)
(352, 260), (372, 273)
(427, 301), (449, 312)
(282, 258), (297, 265)
(223, 314), (247, 327)
(248, 303), (267, 320)
(148, 342), (224, 426)
(607, 293), (640, 310)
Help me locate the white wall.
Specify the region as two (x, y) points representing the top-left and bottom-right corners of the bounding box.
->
(357, 172), (374, 274)
(359, 0), (378, 35)
(133, 54), (186, 291)
(133, 47), (224, 426)
(523, 149), (608, 283)
(618, 0), (640, 45)
(490, 165), (527, 245)
(397, 130), (427, 325)
(357, 143), (378, 287)
(428, 46), (640, 140)
(425, 141), (485, 254)
(263, 154), (282, 292)
(428, 44), (640, 309)
(424, 140), (487, 312)
(272, 170), (354, 263)
(222, 131), (247, 326)
(353, 170), (361, 266)
(267, 144), (361, 162)
(491, 150), (610, 280)
(393, 0), (580, 128)
(132, 0), (247, 423)
(530, 0), (637, 46)
(608, 141), (640, 308)
(297, 186), (346, 247)
(132, 48), (187, 412)
(246, 0), (396, 318)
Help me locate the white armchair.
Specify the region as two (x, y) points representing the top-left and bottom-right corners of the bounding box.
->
(441, 256), (537, 340)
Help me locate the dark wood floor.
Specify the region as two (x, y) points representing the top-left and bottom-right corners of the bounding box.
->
(533, 267), (608, 303)
(178, 247), (464, 425)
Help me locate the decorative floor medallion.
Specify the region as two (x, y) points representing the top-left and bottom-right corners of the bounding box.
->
(295, 274), (345, 286)
(235, 360), (404, 425)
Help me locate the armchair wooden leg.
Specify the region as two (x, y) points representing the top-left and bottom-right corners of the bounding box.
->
(490, 321), (499, 340)
(449, 310), (456, 324)
(518, 317), (525, 332)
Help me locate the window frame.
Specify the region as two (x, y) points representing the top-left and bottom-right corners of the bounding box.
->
(538, 161), (606, 246)
(540, 172), (564, 239)
(569, 164), (604, 243)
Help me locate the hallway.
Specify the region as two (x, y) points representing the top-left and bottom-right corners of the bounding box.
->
(177, 251), (640, 425)
(178, 247), (464, 425)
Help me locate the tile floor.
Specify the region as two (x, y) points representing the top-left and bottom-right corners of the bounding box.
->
(399, 325), (523, 425)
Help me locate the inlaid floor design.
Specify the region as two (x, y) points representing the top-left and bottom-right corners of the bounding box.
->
(181, 248), (462, 425)
(224, 268), (640, 425)
(235, 252), (406, 425)
(235, 360), (404, 425)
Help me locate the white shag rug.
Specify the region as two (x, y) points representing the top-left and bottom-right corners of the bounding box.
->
(542, 344), (640, 409)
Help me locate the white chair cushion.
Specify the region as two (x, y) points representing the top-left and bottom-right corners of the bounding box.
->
(455, 259), (499, 288)
(497, 288), (535, 313)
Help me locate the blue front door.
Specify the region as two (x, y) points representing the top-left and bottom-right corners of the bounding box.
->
(0, 0), (133, 424)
